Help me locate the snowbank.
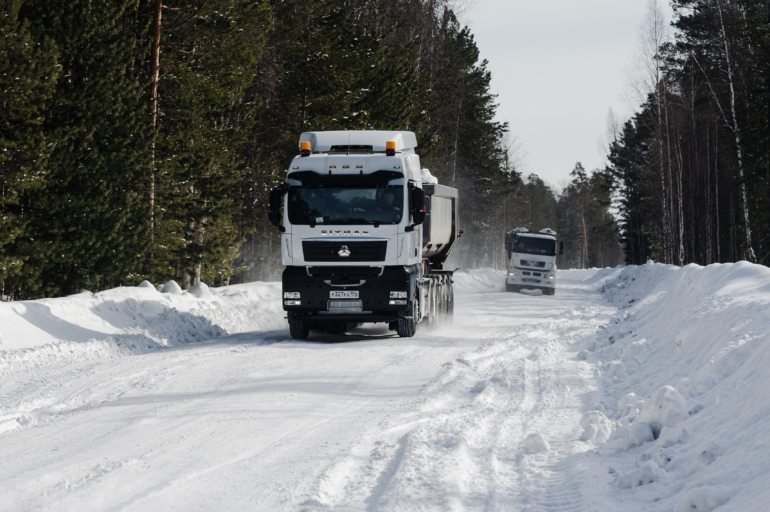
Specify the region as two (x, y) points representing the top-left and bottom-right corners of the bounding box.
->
(0, 282), (284, 377)
(579, 261), (770, 510)
(452, 268), (505, 294)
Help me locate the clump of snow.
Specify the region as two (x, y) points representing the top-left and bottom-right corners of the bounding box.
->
(674, 486), (733, 512)
(621, 338), (648, 359)
(637, 385), (688, 436)
(188, 282), (212, 298)
(137, 280), (155, 289)
(641, 446), (676, 470)
(523, 433), (550, 454)
(616, 460), (665, 489)
(579, 410), (612, 443)
(156, 284), (164, 292)
(420, 168), (438, 184)
(617, 421), (654, 451)
(161, 280), (182, 294)
(694, 442), (724, 471)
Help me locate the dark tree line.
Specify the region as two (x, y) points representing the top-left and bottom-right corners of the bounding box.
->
(483, 165), (622, 271)
(1, 0), (532, 298)
(608, 0), (770, 266)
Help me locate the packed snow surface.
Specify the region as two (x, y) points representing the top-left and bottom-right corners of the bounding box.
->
(1, 262), (769, 510)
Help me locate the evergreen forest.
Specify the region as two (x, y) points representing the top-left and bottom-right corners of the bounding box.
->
(14, 0), (752, 299)
(608, 0), (770, 266)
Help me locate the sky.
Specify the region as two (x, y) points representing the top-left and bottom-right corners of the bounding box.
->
(463, 0), (674, 188)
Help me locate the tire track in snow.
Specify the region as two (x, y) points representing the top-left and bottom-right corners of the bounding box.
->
(301, 279), (618, 511)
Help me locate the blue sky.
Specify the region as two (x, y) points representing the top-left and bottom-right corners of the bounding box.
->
(464, 0), (674, 187)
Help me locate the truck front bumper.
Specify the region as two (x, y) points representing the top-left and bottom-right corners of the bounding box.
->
(506, 271), (555, 288)
(282, 265), (419, 323)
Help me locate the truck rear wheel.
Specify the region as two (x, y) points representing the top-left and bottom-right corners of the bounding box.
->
(289, 319), (310, 340)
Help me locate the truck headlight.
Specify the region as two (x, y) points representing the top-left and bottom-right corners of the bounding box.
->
(508, 270), (518, 277)
(284, 300), (302, 306)
(389, 299), (407, 305)
(284, 292), (301, 299)
(545, 273), (554, 279)
(390, 291), (408, 299)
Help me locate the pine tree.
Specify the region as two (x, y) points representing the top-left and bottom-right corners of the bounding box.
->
(0, 0), (59, 297)
(9, 0), (153, 298)
(140, 0), (271, 286)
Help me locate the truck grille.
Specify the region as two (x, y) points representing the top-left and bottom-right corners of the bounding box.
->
(325, 300), (364, 314)
(520, 260), (546, 268)
(302, 241), (387, 262)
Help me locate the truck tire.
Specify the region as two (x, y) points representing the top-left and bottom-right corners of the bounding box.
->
(506, 283), (519, 293)
(397, 301), (417, 338)
(546, 288), (555, 296)
(289, 319), (310, 340)
(397, 316), (416, 338)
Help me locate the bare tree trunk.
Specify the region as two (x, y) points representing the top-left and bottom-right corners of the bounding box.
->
(581, 208), (589, 269)
(675, 132), (685, 265)
(300, 6), (311, 128)
(717, 0), (755, 262)
(663, 88), (678, 264)
(149, 0), (163, 254)
(706, 125), (712, 264)
(715, 118), (720, 263)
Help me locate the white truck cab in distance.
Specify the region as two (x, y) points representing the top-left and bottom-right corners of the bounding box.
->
(505, 228), (563, 295)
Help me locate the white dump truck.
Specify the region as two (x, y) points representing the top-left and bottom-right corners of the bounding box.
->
(504, 228), (563, 295)
(268, 130), (461, 339)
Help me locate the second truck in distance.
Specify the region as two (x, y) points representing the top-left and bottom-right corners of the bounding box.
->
(505, 228), (563, 295)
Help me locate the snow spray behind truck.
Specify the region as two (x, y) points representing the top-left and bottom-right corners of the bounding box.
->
(504, 228), (563, 295)
(269, 131), (461, 340)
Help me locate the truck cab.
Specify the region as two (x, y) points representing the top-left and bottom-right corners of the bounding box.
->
(505, 228), (563, 295)
(269, 130), (460, 339)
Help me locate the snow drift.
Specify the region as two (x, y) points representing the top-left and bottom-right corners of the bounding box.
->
(0, 282), (284, 377)
(575, 261), (770, 511)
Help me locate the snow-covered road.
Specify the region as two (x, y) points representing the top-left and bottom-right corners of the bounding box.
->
(2, 264), (769, 511)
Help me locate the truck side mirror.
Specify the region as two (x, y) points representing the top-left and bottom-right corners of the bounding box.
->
(559, 241), (564, 255)
(269, 184), (288, 229)
(411, 187), (426, 225)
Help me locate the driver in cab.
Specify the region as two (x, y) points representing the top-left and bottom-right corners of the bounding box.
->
(376, 190), (401, 212)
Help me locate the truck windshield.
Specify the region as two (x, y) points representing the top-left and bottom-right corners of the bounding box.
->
(514, 236), (556, 256)
(288, 185), (404, 225)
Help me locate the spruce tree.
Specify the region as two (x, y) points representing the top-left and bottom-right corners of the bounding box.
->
(140, 0), (271, 286)
(10, 0), (153, 297)
(0, 0), (59, 297)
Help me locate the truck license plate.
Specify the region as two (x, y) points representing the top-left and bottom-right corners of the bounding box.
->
(330, 291), (359, 299)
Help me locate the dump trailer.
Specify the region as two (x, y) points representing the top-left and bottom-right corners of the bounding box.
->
(268, 130), (461, 339)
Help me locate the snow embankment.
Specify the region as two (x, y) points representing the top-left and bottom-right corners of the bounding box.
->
(0, 281), (284, 377)
(453, 268), (506, 293)
(577, 261), (770, 511)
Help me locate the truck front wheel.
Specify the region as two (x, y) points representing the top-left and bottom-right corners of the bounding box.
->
(289, 319), (310, 340)
(397, 301), (418, 338)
